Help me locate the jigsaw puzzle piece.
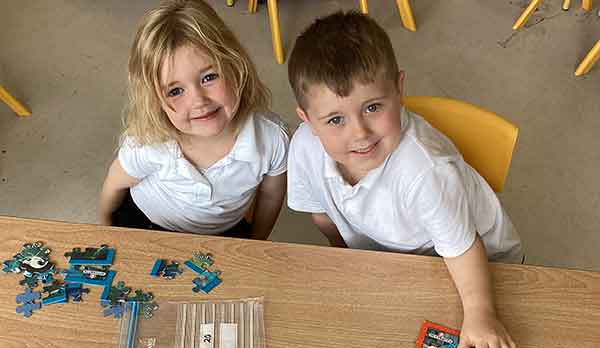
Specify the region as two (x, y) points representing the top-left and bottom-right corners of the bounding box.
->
(16, 288), (41, 304)
(103, 304), (124, 318)
(16, 302), (41, 317)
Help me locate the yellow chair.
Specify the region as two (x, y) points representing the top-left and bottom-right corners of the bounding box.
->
(359, 0), (416, 32)
(403, 96), (518, 192)
(575, 39), (600, 76)
(0, 85), (31, 117)
(248, 0), (284, 64)
(513, 0), (592, 30)
(246, 0), (416, 64)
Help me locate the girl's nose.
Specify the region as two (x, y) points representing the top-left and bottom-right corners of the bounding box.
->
(192, 86), (208, 100)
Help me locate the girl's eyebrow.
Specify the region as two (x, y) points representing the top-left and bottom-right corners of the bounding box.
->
(164, 65), (214, 90)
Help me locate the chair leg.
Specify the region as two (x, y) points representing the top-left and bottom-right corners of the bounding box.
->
(562, 0), (571, 10)
(582, 0), (592, 11)
(267, 0), (284, 64)
(248, 0), (257, 13)
(512, 0), (542, 30)
(226, 0), (234, 7)
(359, 0), (368, 14)
(396, 0), (416, 32)
(575, 40), (600, 76)
(0, 85), (31, 117)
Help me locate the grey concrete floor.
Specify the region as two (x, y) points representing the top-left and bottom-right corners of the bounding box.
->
(1, 1), (599, 271)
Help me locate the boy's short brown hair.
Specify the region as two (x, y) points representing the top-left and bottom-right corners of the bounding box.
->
(288, 11), (399, 109)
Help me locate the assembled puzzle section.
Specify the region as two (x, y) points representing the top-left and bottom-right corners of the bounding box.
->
(63, 245), (117, 287)
(3, 241), (56, 289)
(118, 297), (266, 348)
(184, 252), (222, 294)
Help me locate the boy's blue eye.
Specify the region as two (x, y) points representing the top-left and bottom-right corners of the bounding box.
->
(327, 116), (343, 125)
(201, 73), (219, 84)
(365, 103), (380, 113)
(167, 87), (184, 98)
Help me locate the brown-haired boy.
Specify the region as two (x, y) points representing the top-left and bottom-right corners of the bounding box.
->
(287, 11), (521, 348)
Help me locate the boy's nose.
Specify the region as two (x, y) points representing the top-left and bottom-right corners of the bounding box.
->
(351, 117), (371, 139)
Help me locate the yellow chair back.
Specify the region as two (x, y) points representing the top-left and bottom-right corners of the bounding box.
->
(402, 96), (518, 192)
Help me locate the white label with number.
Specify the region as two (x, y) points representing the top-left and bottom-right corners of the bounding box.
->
(219, 323), (238, 348)
(200, 324), (214, 348)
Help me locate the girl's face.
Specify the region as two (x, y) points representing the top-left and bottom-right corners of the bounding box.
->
(159, 45), (238, 141)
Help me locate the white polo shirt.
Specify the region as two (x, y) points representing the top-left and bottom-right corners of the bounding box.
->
(119, 112), (289, 234)
(288, 107), (522, 263)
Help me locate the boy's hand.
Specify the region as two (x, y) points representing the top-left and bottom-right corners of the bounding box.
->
(459, 309), (515, 348)
(443, 236), (516, 348)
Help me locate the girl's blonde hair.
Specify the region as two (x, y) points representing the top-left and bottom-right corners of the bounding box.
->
(124, 0), (270, 145)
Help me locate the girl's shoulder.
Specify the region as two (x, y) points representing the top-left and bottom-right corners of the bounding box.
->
(251, 110), (290, 137)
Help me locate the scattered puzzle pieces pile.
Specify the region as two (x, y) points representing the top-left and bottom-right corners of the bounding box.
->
(3, 241), (227, 322)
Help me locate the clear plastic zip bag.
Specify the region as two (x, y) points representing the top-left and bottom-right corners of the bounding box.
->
(117, 297), (265, 348)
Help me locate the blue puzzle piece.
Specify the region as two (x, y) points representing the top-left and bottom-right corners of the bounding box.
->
(192, 274), (222, 294)
(16, 302), (41, 317)
(184, 260), (211, 275)
(42, 289), (67, 305)
(60, 268), (84, 278)
(65, 246), (115, 266)
(103, 304), (124, 318)
(69, 249), (115, 266)
(16, 288), (41, 304)
(150, 259), (165, 277)
(65, 270), (116, 287)
(66, 283), (89, 303)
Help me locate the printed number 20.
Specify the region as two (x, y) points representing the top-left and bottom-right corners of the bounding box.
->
(203, 334), (212, 343)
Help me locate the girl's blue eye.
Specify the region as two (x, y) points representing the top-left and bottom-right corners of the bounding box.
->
(366, 103), (380, 113)
(327, 116), (343, 125)
(167, 87), (184, 98)
(201, 73), (219, 84)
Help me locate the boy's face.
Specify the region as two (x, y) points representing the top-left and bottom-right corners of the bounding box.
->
(297, 72), (405, 184)
(159, 45), (238, 141)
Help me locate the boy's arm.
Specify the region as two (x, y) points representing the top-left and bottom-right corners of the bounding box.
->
(311, 213), (347, 248)
(249, 173), (286, 240)
(443, 235), (515, 348)
(98, 158), (141, 225)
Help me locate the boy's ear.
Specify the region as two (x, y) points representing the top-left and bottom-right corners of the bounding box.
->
(296, 106), (311, 124)
(296, 106), (317, 134)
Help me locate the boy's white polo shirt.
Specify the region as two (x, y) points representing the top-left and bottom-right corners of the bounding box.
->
(119, 112), (289, 234)
(288, 108), (522, 263)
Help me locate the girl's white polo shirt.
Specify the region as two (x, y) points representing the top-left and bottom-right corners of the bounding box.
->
(118, 112), (289, 234)
(288, 108), (522, 263)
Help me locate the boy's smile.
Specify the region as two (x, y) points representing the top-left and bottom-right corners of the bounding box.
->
(297, 72), (405, 185)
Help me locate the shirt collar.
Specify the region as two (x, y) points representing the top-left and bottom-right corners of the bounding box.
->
(229, 113), (260, 163)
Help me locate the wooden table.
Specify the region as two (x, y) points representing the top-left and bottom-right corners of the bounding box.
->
(1, 216), (599, 347)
